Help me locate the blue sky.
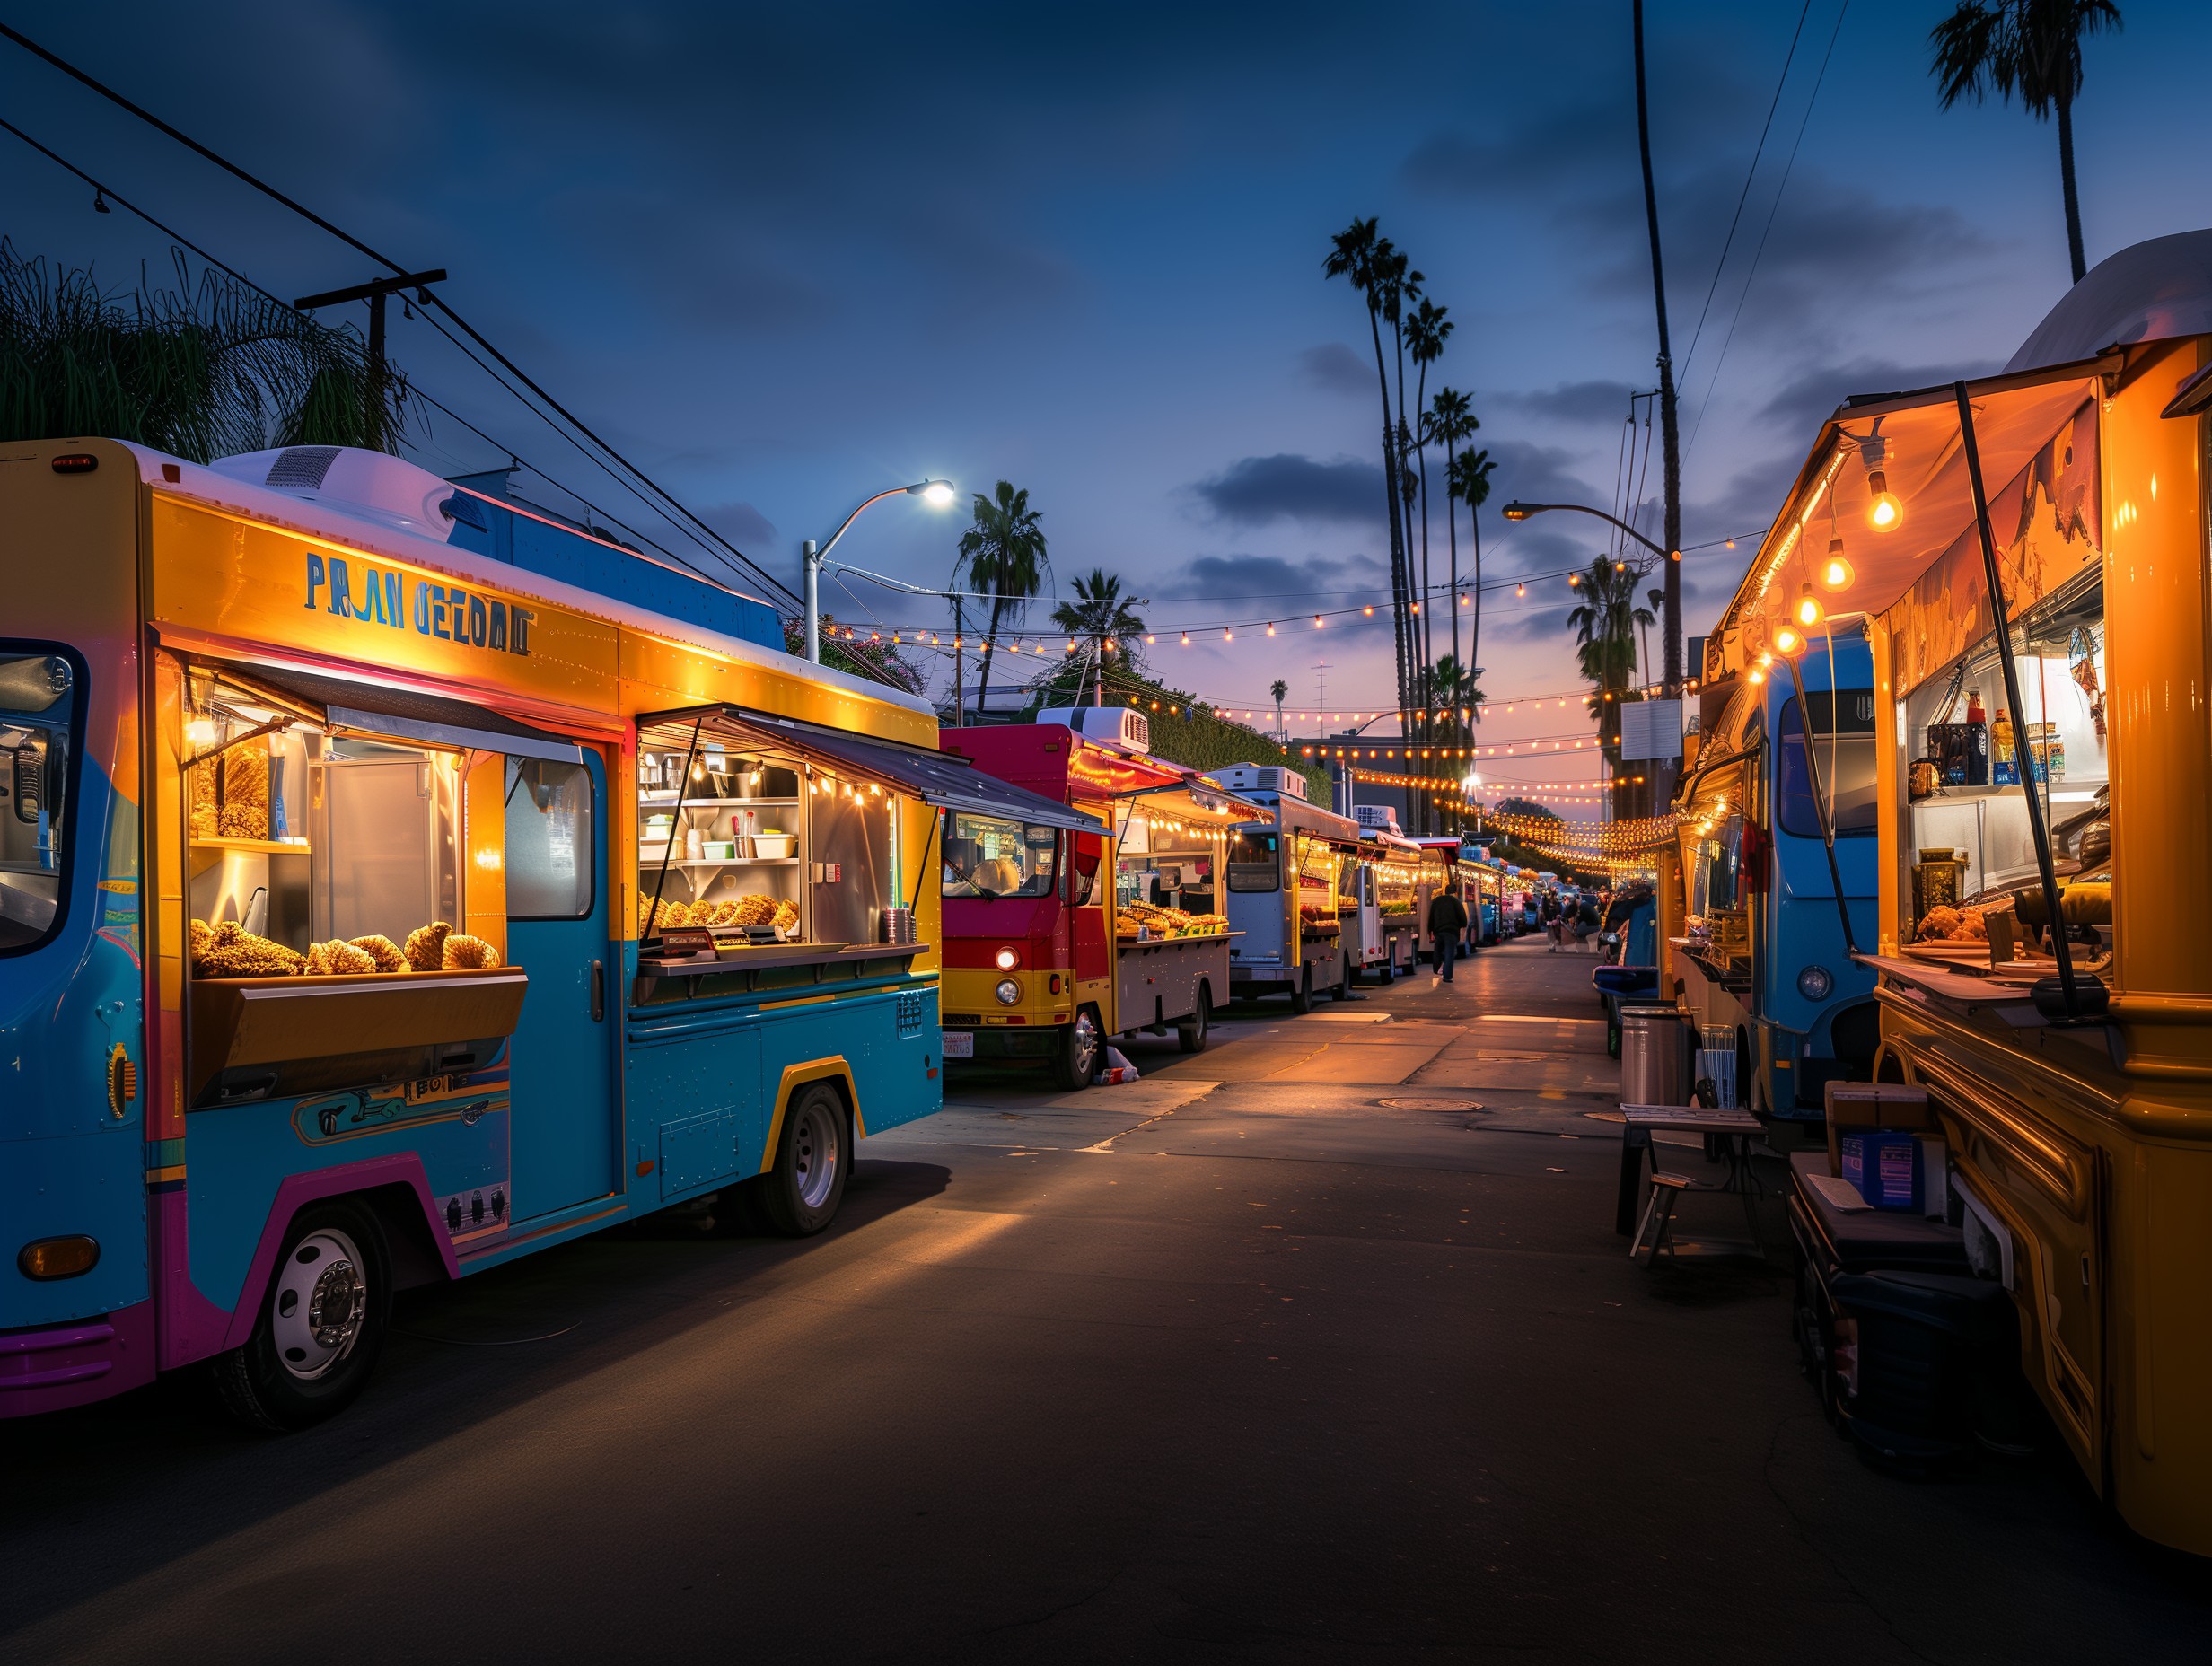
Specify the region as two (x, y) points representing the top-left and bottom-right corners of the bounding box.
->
(7, 0), (2206, 795)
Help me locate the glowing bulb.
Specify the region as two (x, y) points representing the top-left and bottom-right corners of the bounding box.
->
(1866, 468), (1901, 530)
(1266, 622), (1276, 636)
(186, 716), (218, 750)
(1772, 623), (1804, 657)
(1515, 583), (1526, 598)
(1793, 583), (1824, 630)
(1821, 538), (1854, 591)
(920, 480), (958, 507)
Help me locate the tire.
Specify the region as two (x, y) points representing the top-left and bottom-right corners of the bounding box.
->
(212, 1201), (390, 1433)
(1053, 1006), (1103, 1091)
(1290, 965), (1314, 1014)
(1377, 950), (1396, 986)
(1177, 985), (1211, 1053)
(758, 1083), (849, 1236)
(1336, 959), (1353, 1002)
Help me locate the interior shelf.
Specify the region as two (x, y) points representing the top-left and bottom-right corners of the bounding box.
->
(639, 855), (802, 869)
(189, 837), (312, 855)
(638, 795), (801, 809)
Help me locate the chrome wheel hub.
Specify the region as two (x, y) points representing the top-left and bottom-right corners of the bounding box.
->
(792, 1100), (842, 1210)
(271, 1228), (367, 1381)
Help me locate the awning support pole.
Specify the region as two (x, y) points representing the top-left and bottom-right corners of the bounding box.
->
(1953, 381), (2082, 1016)
(645, 718), (704, 940)
(1782, 652), (1859, 959)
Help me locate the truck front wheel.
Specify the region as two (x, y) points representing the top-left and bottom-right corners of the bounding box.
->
(1178, 986), (1211, 1053)
(1054, 1007), (1102, 1090)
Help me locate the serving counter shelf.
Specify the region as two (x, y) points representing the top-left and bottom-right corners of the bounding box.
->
(634, 941), (929, 1004)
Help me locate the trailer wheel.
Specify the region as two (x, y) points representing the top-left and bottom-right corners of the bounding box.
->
(1053, 1007), (1102, 1091)
(758, 1083), (849, 1237)
(1335, 958), (1352, 1002)
(1376, 950), (1395, 986)
(212, 1201), (390, 1433)
(1290, 965), (1315, 1014)
(1177, 986), (1211, 1053)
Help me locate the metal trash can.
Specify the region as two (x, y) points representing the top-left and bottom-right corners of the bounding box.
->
(1620, 1005), (1686, 1105)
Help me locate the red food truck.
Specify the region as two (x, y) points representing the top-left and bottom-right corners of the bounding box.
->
(935, 710), (1263, 1088)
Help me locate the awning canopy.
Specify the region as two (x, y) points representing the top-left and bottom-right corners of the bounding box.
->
(637, 704), (1102, 834)
(1110, 767), (1268, 829)
(1706, 355), (2112, 683)
(201, 659), (584, 764)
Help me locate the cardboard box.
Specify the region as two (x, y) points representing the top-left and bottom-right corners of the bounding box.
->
(1825, 1082), (1933, 1176)
(1840, 1128), (1923, 1210)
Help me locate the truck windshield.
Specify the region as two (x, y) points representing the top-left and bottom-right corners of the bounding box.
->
(942, 811), (1058, 899)
(1225, 829), (1279, 892)
(0, 649), (79, 954)
(1778, 692), (1878, 839)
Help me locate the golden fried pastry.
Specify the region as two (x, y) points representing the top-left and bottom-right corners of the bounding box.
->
(307, 939), (376, 975)
(403, 921), (451, 971)
(443, 934), (499, 969)
(1918, 906), (1962, 942)
(349, 934), (405, 973)
(770, 899), (799, 931)
(194, 920), (306, 978)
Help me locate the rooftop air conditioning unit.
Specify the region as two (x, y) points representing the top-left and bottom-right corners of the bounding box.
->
(1040, 706), (1149, 754)
(1355, 804), (1400, 834)
(1213, 763), (1307, 800)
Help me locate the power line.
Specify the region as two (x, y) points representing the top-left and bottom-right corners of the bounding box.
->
(0, 114), (759, 604)
(0, 22), (798, 612)
(1683, 0), (1850, 465)
(1677, 0), (1814, 381)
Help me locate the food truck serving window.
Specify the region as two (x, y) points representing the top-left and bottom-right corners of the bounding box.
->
(0, 646), (80, 955)
(1778, 692), (1878, 840)
(944, 811), (1058, 899)
(1225, 830), (1279, 892)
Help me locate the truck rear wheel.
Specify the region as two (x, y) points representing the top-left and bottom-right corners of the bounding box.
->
(1053, 1007), (1102, 1090)
(212, 1200), (390, 1433)
(1290, 965), (1314, 1014)
(1178, 986), (1211, 1053)
(758, 1083), (848, 1236)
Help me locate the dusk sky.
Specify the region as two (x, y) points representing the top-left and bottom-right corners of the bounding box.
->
(9, 0), (2208, 801)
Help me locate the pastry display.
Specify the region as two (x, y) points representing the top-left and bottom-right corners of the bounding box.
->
(403, 921), (451, 971)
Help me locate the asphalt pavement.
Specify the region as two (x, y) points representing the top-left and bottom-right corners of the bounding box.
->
(3, 938), (2205, 1662)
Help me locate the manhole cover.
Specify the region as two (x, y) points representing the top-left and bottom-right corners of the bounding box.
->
(1376, 1097), (1486, 1112)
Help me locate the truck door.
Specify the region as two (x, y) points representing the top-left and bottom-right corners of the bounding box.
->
(504, 752), (617, 1222)
(1068, 832), (1109, 988)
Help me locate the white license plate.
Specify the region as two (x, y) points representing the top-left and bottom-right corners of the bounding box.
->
(940, 1030), (974, 1058)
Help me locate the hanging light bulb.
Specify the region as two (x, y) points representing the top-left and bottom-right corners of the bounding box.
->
(1821, 536), (1854, 592)
(1861, 435), (1901, 530)
(1772, 622), (1805, 657)
(1792, 583), (1824, 630)
(1515, 583), (1526, 598)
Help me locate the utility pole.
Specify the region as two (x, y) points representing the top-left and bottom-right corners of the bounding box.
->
(951, 598), (966, 726)
(293, 268), (446, 451)
(1630, 2), (1681, 695)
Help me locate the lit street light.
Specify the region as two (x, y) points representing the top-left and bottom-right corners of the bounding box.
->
(1499, 500), (1671, 564)
(804, 480), (957, 664)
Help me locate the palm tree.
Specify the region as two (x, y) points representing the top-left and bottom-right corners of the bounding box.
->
(953, 480), (1049, 724)
(1270, 678), (1289, 740)
(1428, 654), (1484, 831)
(1568, 558), (1655, 808)
(0, 242), (408, 459)
(1049, 568), (1148, 705)
(1930, 0), (2122, 285)
(1446, 443), (1496, 703)
(1406, 299), (1453, 691)
(1323, 221), (1415, 722)
(1427, 390), (1476, 671)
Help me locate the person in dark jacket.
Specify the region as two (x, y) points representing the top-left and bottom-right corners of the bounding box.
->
(1427, 888), (1469, 982)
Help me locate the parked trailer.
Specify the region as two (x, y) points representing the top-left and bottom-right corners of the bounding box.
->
(935, 715), (1263, 1086)
(1222, 772), (1361, 1011)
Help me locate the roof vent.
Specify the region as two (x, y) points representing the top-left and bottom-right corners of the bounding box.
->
(1040, 706), (1150, 754)
(263, 445), (343, 490)
(207, 446), (460, 541)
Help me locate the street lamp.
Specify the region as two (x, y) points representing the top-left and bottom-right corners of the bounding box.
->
(803, 480), (957, 664)
(1499, 501), (1671, 564)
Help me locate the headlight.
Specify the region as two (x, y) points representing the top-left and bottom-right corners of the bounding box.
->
(994, 978), (1021, 1005)
(1797, 964), (1834, 1001)
(994, 945), (1019, 970)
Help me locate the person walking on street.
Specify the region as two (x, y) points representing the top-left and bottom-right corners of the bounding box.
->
(1428, 885), (1469, 983)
